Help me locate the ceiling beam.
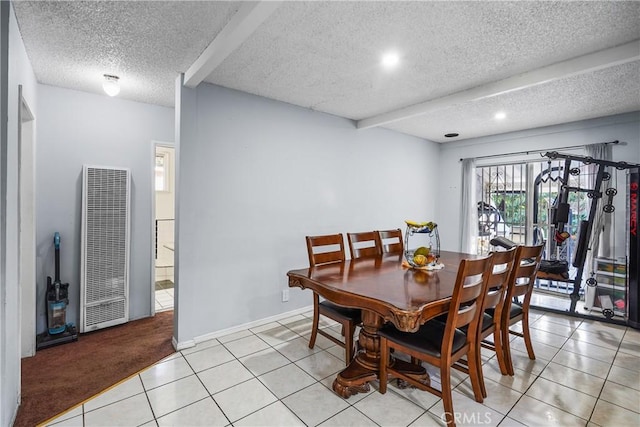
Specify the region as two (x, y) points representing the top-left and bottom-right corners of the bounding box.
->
(184, 1), (282, 88)
(357, 39), (640, 130)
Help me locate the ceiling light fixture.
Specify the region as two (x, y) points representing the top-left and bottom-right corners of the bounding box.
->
(381, 52), (399, 68)
(444, 133), (459, 138)
(494, 111), (506, 120)
(102, 74), (120, 97)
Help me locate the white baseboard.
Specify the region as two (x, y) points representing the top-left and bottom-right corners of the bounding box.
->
(174, 305), (313, 350)
(172, 335), (194, 351)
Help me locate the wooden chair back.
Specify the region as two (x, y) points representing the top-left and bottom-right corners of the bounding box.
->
(347, 231), (383, 259)
(445, 255), (493, 351)
(500, 244), (544, 375)
(483, 247), (517, 314)
(304, 233), (357, 365)
(377, 254), (493, 425)
(306, 234), (345, 267)
(474, 247), (517, 396)
(378, 229), (404, 255)
(505, 244), (544, 305)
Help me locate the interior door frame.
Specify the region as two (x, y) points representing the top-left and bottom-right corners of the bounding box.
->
(150, 141), (175, 315)
(18, 85), (36, 357)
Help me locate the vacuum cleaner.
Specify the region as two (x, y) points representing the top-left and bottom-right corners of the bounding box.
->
(36, 232), (78, 350)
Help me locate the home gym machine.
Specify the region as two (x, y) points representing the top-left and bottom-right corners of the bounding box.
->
(536, 150), (639, 327)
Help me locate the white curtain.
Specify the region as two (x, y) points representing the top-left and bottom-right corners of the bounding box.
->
(460, 159), (478, 254)
(584, 143), (613, 274)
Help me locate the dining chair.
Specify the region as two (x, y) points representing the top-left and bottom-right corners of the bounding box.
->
(347, 231), (383, 259)
(474, 246), (517, 398)
(378, 254), (493, 427)
(500, 244), (544, 375)
(306, 234), (361, 364)
(378, 228), (404, 255)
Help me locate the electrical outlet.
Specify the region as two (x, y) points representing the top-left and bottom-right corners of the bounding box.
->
(281, 289), (290, 302)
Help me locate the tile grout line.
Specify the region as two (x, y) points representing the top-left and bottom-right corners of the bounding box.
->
(586, 324), (625, 424)
(586, 328), (640, 421)
(500, 315), (583, 425)
(194, 321), (342, 426)
(181, 352), (233, 426)
(49, 310), (640, 427)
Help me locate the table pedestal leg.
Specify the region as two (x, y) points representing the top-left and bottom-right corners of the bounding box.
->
(332, 310), (428, 398)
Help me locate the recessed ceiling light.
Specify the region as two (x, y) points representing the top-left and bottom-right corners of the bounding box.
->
(494, 111), (506, 120)
(381, 52), (399, 68)
(102, 74), (120, 97)
(444, 133), (459, 138)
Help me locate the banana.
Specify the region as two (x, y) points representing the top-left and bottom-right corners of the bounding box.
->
(405, 220), (437, 229)
(405, 220), (428, 227)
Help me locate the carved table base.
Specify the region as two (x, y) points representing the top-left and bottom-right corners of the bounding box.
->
(332, 357), (377, 398)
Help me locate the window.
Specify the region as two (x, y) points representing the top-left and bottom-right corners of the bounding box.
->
(475, 160), (590, 258)
(155, 152), (168, 191)
(476, 163), (528, 254)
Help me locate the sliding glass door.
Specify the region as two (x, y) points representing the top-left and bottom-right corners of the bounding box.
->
(476, 159), (591, 262)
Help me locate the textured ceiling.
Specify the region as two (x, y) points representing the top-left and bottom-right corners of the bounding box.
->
(384, 60), (640, 142)
(13, 1), (240, 106)
(12, 0), (640, 142)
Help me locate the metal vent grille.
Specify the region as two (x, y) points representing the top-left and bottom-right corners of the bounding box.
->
(85, 299), (127, 328)
(81, 166), (130, 332)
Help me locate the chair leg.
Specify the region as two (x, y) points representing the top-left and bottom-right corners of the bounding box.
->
(344, 322), (354, 363)
(308, 294), (320, 350)
(379, 338), (389, 394)
(502, 325), (515, 376)
(476, 338), (488, 399)
(467, 342), (484, 403)
(521, 316), (536, 360)
(493, 328), (509, 376)
(440, 364), (456, 426)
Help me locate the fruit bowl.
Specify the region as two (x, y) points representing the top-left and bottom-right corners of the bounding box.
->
(404, 220), (441, 269)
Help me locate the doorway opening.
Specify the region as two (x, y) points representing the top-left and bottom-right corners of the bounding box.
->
(153, 144), (175, 312)
(19, 87), (36, 357)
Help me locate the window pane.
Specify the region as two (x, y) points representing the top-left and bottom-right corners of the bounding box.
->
(155, 154), (166, 191)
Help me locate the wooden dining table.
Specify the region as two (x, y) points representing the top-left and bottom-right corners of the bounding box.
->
(287, 250), (478, 398)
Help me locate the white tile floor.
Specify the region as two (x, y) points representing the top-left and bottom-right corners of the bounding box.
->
(155, 288), (174, 312)
(44, 309), (640, 427)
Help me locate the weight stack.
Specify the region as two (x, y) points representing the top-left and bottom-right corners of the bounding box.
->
(628, 168), (640, 329)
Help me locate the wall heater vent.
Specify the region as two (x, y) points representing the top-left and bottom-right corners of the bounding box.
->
(80, 165), (131, 332)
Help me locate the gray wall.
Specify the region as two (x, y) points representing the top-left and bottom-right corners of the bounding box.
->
(36, 85), (174, 332)
(436, 112), (640, 252)
(174, 82), (440, 345)
(1, 3), (11, 425)
(1, 3), (38, 425)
